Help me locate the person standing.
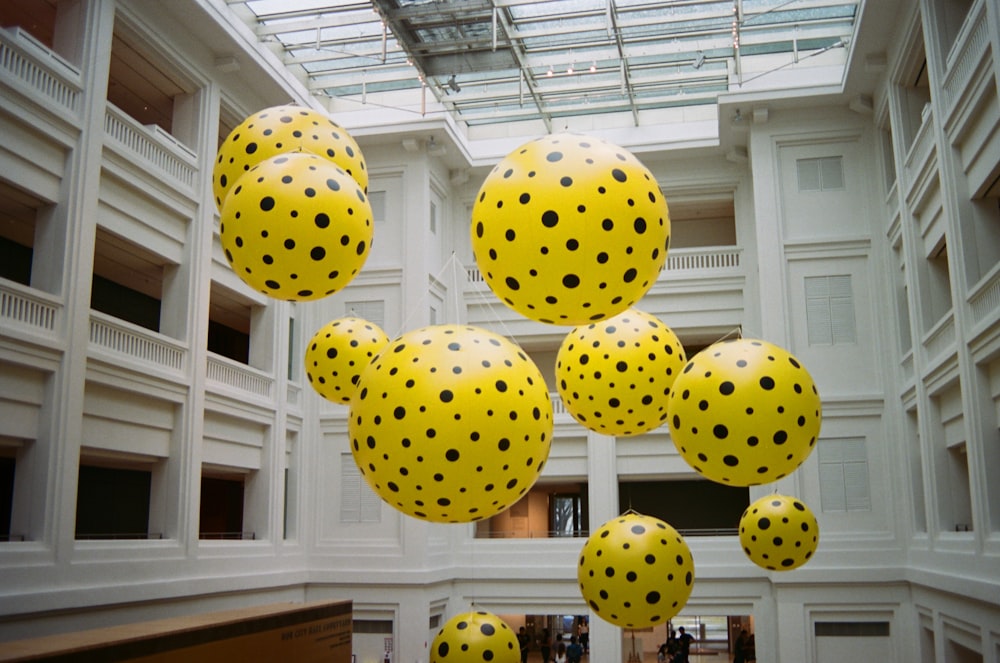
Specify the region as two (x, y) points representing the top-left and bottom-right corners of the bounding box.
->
(733, 629), (749, 663)
(540, 628), (552, 663)
(566, 635), (583, 663)
(518, 626), (530, 663)
(677, 626), (693, 663)
(579, 619), (589, 654)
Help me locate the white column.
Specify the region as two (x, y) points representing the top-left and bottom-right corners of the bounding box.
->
(586, 430), (622, 663)
(33, 0), (115, 556)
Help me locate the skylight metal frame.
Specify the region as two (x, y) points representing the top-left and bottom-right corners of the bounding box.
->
(231, 0), (858, 128)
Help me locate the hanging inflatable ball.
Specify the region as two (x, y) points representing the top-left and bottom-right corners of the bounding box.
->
(556, 308), (686, 436)
(219, 152), (373, 301)
(739, 494), (819, 571)
(471, 133), (670, 326)
(348, 324), (553, 523)
(213, 104), (367, 210)
(577, 512), (694, 628)
(667, 338), (821, 486)
(430, 611), (520, 663)
(304, 317), (389, 404)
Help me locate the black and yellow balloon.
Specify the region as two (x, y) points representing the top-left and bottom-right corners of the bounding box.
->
(739, 494), (819, 571)
(212, 104), (367, 210)
(219, 152), (373, 301)
(667, 339), (821, 486)
(577, 512), (694, 628)
(431, 611), (520, 663)
(471, 133), (670, 326)
(304, 317), (389, 404)
(348, 324), (553, 523)
(556, 308), (686, 436)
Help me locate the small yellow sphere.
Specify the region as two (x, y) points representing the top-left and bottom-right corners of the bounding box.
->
(431, 611), (520, 663)
(348, 325), (553, 523)
(213, 105), (367, 210)
(739, 494), (819, 571)
(577, 512), (694, 628)
(304, 317), (389, 403)
(219, 152), (373, 301)
(667, 339), (822, 486)
(556, 308), (686, 436)
(471, 133), (670, 326)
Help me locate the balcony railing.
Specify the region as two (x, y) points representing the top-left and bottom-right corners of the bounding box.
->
(465, 246), (742, 285)
(0, 280), (61, 338)
(968, 264), (1000, 331)
(941, 0), (988, 118)
(89, 311), (185, 373)
(206, 354), (274, 400)
(104, 104), (197, 190)
(0, 27), (81, 117)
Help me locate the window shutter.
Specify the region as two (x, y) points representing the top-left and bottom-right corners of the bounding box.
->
(805, 275), (856, 345)
(340, 454), (361, 522)
(369, 190), (386, 222)
(345, 300), (386, 329)
(818, 438), (871, 512)
(797, 158), (821, 191)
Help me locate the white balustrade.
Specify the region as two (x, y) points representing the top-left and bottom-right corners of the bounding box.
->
(103, 105), (197, 189)
(0, 27), (81, 116)
(464, 246), (741, 285)
(0, 281), (60, 336)
(941, 0), (988, 116)
(969, 267), (1000, 330)
(206, 354), (274, 399)
(88, 311), (185, 372)
(923, 313), (956, 364)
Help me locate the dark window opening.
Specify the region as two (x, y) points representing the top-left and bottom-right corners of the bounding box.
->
(199, 475), (246, 539)
(0, 236), (32, 286)
(207, 319), (250, 365)
(75, 465), (151, 539)
(618, 480), (749, 534)
(0, 456), (14, 541)
(90, 274), (161, 332)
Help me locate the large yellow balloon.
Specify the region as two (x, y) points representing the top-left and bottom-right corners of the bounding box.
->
(213, 105), (367, 210)
(431, 611), (520, 663)
(348, 325), (553, 523)
(667, 339), (821, 486)
(577, 512), (694, 628)
(739, 494), (819, 571)
(471, 133), (670, 326)
(556, 308), (686, 436)
(304, 317), (389, 403)
(219, 152), (373, 301)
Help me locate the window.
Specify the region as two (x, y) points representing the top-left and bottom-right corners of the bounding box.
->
(200, 474), (247, 539)
(340, 453), (381, 523)
(0, 455), (14, 541)
(429, 200), (437, 234)
(818, 438), (871, 512)
(208, 283), (252, 364)
(91, 275), (161, 332)
(75, 465), (152, 539)
(618, 479), (748, 534)
(796, 156), (844, 192)
(345, 300), (386, 329)
(805, 275), (856, 345)
(287, 311), (298, 381)
(550, 493), (584, 537)
(369, 190), (386, 223)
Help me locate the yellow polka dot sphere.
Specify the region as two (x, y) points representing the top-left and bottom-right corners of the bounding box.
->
(213, 105), (367, 210)
(431, 611), (520, 663)
(304, 317), (389, 404)
(471, 133), (670, 326)
(667, 339), (822, 486)
(577, 512), (694, 628)
(219, 152), (373, 301)
(556, 308), (686, 436)
(348, 324), (553, 523)
(739, 494), (819, 571)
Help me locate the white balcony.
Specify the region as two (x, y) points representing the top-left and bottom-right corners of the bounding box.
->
(0, 279), (61, 343)
(0, 27), (82, 120)
(88, 311), (186, 377)
(103, 104), (198, 193)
